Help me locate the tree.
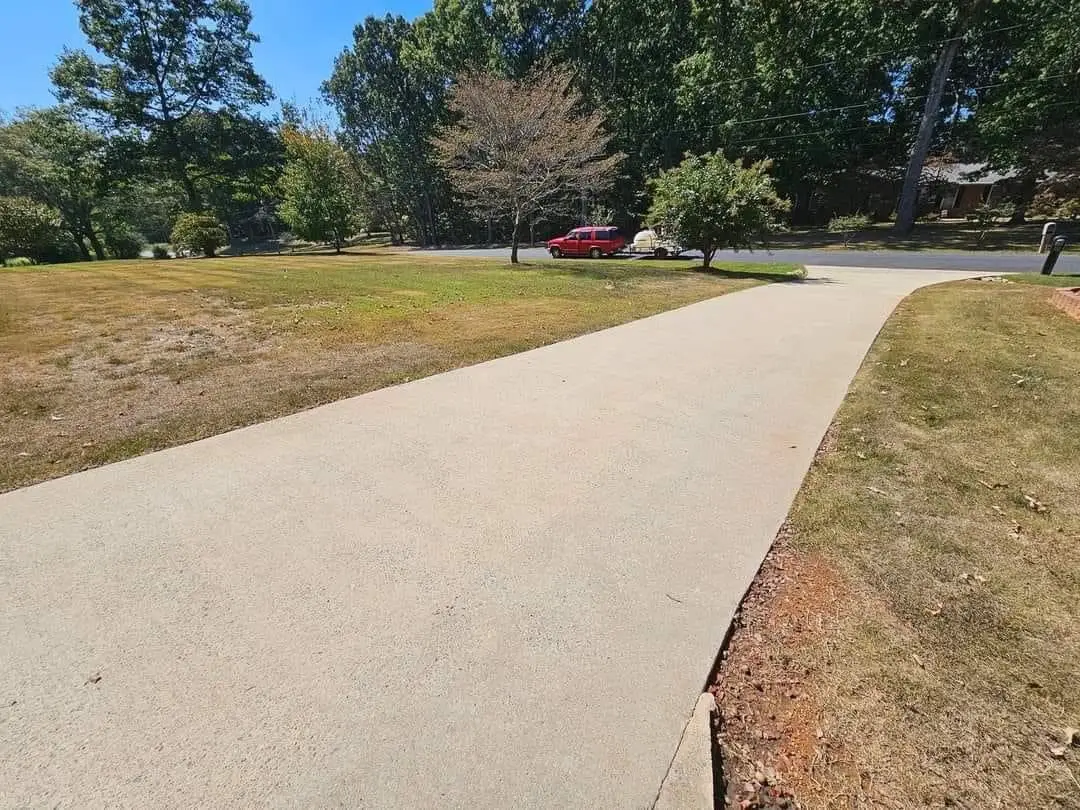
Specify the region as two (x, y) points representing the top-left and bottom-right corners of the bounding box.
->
(965, 202), (1010, 243)
(890, 0), (1013, 234)
(51, 0), (271, 212)
(434, 68), (621, 263)
(968, 0), (1080, 217)
(170, 212), (227, 257)
(324, 15), (449, 246)
(0, 197), (61, 263)
(0, 107), (113, 260)
(828, 214), (871, 247)
(279, 124), (362, 252)
(647, 153), (790, 269)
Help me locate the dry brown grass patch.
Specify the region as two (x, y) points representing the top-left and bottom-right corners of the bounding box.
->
(0, 254), (783, 491)
(713, 280), (1080, 810)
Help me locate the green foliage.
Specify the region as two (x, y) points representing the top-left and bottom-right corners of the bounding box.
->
(151, 244), (172, 259)
(965, 203), (1012, 242)
(828, 214), (872, 246)
(3, 257), (35, 267)
(279, 125), (361, 252)
(0, 196), (62, 263)
(170, 213), (228, 258)
(51, 0), (271, 212)
(0, 106), (112, 259)
(647, 153), (790, 268)
(104, 228), (145, 259)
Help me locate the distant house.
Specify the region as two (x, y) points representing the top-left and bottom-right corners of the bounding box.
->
(918, 162), (1020, 217)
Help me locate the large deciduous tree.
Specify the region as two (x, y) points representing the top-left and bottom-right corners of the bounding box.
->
(324, 14), (447, 246)
(647, 153), (789, 269)
(279, 124), (362, 253)
(51, 0), (272, 213)
(433, 68), (621, 263)
(0, 107), (113, 260)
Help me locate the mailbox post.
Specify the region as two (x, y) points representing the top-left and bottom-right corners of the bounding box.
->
(1041, 236), (1067, 275)
(1039, 222), (1057, 253)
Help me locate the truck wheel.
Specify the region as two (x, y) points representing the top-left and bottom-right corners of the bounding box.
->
(589, 247), (602, 259)
(654, 247), (669, 258)
(550, 247), (561, 258)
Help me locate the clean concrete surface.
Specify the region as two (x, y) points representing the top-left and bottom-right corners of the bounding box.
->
(654, 692), (717, 810)
(1, 267), (979, 809)
(418, 244), (1080, 274)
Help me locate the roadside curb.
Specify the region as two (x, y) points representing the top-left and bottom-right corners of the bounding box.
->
(654, 692), (718, 810)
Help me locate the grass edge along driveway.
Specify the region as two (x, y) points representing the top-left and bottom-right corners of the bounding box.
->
(712, 274), (1080, 810)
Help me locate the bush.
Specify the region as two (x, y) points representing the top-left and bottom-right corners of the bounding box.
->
(151, 243), (172, 259)
(0, 196), (61, 264)
(965, 203), (1011, 242)
(170, 212), (228, 257)
(105, 229), (145, 259)
(827, 213), (872, 247)
(3, 256), (35, 267)
(647, 153), (790, 268)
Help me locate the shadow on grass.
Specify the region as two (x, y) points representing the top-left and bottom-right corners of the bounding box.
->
(696, 265), (807, 282)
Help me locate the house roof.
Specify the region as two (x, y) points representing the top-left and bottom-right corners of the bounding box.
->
(921, 162), (1019, 185)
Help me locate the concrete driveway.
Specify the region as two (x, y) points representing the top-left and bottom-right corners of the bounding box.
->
(418, 244), (1080, 274)
(1, 266), (982, 809)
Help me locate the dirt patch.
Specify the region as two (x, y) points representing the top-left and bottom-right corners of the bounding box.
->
(711, 524), (851, 810)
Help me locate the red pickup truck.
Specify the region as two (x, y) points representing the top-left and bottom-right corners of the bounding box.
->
(547, 227), (626, 258)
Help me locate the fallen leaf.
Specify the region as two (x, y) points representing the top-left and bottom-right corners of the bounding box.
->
(856, 451), (867, 460)
(49, 414), (64, 421)
(1049, 745), (1067, 759)
(867, 486), (887, 496)
(85, 672), (102, 686)
(899, 358), (909, 367)
(973, 574), (987, 584)
(991, 505), (1004, 514)
(925, 605), (943, 616)
(1023, 494), (1048, 513)
(977, 479), (1006, 490)
(912, 654), (925, 669)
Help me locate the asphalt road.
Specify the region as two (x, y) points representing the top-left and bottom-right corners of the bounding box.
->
(418, 244), (1080, 274)
(0, 266), (992, 808)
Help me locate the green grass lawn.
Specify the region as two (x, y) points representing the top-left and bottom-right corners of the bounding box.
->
(714, 278), (1080, 809)
(0, 250), (801, 492)
(770, 219), (1080, 253)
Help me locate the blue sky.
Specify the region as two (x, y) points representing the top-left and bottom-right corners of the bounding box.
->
(0, 0), (430, 117)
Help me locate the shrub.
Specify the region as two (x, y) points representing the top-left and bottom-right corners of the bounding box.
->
(3, 256), (34, 267)
(965, 203), (1012, 242)
(151, 243), (172, 259)
(827, 213), (872, 247)
(105, 229), (145, 259)
(0, 196), (61, 264)
(647, 153), (790, 268)
(170, 212), (228, 257)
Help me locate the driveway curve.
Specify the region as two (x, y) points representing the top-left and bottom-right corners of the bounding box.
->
(1, 266), (982, 809)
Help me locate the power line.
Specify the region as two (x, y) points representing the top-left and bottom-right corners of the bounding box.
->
(632, 72), (1073, 144)
(703, 21), (1032, 93)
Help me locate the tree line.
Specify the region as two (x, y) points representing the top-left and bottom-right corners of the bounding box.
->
(1, 0), (1078, 263)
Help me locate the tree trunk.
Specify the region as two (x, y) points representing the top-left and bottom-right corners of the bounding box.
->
(72, 235), (91, 261)
(510, 211), (521, 264)
(702, 245), (714, 269)
(894, 2), (982, 236)
(86, 230), (107, 260)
